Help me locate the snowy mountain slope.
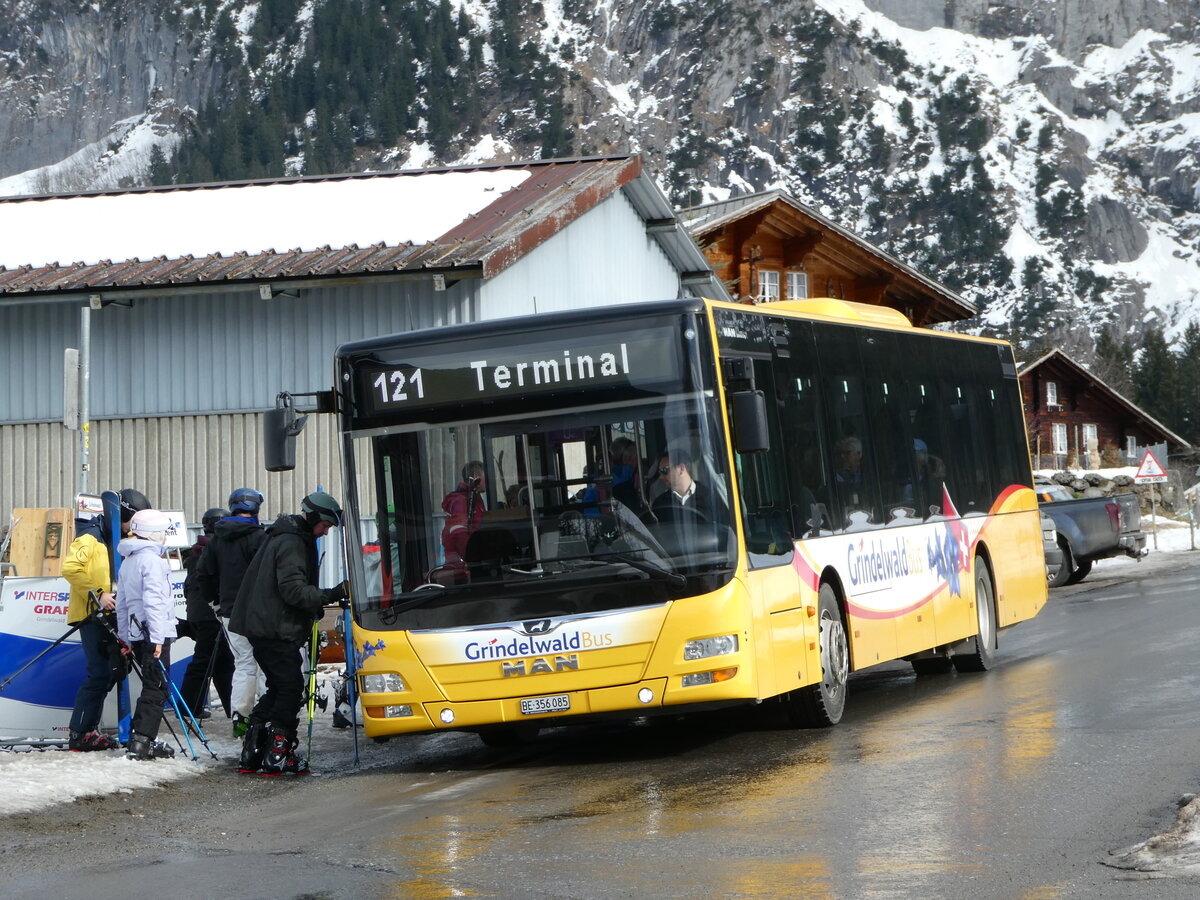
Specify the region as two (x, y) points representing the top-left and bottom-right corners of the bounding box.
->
(1, 0), (1199, 360)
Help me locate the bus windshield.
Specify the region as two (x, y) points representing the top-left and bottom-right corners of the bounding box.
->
(343, 350), (737, 631)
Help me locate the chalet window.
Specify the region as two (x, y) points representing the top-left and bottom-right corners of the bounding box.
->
(759, 270), (780, 302)
(787, 271), (808, 300)
(1126, 436), (1137, 458)
(1052, 423), (1068, 455)
(1082, 424), (1098, 453)
(1046, 381), (1059, 408)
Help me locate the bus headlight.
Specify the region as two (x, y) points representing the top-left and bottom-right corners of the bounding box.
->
(684, 634), (738, 661)
(360, 672), (405, 693)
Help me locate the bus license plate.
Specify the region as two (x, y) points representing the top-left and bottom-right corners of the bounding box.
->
(520, 694), (570, 716)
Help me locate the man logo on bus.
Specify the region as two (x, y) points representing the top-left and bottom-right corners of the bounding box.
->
(522, 619), (553, 636)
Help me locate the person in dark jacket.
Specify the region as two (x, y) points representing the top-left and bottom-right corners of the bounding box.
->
(230, 491), (348, 775)
(192, 488), (268, 737)
(178, 507), (233, 720)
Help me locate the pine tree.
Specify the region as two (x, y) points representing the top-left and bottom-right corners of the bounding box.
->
(146, 144), (173, 185)
(1133, 326), (1180, 431)
(1176, 323), (1200, 444)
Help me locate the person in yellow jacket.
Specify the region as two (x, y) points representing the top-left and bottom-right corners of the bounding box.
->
(60, 489), (150, 751)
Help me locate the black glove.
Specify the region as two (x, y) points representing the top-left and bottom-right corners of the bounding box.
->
(327, 580), (349, 603)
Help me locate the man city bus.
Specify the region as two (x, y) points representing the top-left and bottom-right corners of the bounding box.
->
(321, 297), (1047, 747)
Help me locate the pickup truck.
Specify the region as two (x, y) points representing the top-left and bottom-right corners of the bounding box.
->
(1035, 481), (1148, 587)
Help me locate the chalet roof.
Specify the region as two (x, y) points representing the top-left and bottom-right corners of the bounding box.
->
(679, 189), (976, 323)
(0, 155), (725, 302)
(1019, 348), (1191, 451)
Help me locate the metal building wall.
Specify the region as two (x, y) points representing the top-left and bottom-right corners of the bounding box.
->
(0, 277), (477, 422)
(0, 277), (474, 527)
(0, 411), (373, 542)
(480, 191), (683, 319)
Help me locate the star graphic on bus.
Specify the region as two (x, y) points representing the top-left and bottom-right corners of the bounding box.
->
(360, 638), (386, 662)
(928, 487), (970, 598)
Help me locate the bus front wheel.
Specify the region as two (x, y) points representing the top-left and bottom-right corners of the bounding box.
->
(784, 583), (849, 727)
(953, 561), (997, 672)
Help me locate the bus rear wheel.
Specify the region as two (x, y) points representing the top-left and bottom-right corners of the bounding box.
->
(784, 583), (849, 727)
(953, 561), (997, 673)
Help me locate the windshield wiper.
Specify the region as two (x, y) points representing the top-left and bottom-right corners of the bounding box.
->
(589, 550), (685, 587)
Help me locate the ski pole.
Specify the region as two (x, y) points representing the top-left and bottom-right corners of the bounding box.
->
(91, 610), (191, 760)
(341, 597), (360, 766)
(160, 656), (216, 754)
(157, 658), (216, 763)
(0, 620), (84, 693)
(306, 620), (319, 766)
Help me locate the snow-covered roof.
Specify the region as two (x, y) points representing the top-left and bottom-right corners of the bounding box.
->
(0, 156), (724, 300)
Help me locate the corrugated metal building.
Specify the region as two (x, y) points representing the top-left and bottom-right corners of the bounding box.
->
(0, 156), (726, 527)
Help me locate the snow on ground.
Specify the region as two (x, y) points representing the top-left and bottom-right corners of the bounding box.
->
(0, 667), (366, 816)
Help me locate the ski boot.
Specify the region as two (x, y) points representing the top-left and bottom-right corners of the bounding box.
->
(238, 721), (268, 774)
(260, 725), (309, 776)
(125, 732), (173, 760)
(69, 730), (120, 752)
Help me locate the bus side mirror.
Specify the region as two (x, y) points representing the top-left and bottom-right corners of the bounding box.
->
(264, 405), (308, 472)
(731, 390), (769, 454)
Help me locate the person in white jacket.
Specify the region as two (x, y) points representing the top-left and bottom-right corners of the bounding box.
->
(116, 509), (178, 761)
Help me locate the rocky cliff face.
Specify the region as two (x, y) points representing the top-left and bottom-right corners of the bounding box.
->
(2, 0), (1199, 361)
(0, 1), (219, 188)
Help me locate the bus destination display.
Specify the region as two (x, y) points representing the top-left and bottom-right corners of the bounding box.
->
(358, 323), (682, 416)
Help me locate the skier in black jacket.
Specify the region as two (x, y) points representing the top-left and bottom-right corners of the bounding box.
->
(178, 507), (233, 720)
(192, 488), (268, 737)
(230, 491), (348, 775)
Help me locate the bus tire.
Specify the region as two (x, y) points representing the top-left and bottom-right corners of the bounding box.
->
(953, 560), (997, 673)
(1048, 539), (1075, 588)
(784, 583), (849, 727)
(478, 723), (540, 748)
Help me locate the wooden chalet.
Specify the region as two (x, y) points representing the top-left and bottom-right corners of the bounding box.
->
(679, 189), (975, 326)
(1019, 349), (1191, 469)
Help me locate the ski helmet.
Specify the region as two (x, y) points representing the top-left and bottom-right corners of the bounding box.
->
(227, 488), (264, 515)
(118, 488), (151, 523)
(202, 507), (227, 534)
(300, 491), (342, 527)
(130, 509), (172, 543)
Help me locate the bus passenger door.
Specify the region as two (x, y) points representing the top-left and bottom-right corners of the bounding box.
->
(732, 353), (812, 699)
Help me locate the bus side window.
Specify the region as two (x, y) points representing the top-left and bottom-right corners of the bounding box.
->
(815, 324), (882, 532)
(780, 321), (827, 537)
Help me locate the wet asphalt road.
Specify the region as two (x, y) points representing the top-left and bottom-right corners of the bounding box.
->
(5, 549), (1200, 900)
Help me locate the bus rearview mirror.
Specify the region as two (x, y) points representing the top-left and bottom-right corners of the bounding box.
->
(264, 406), (308, 472)
(731, 390), (769, 454)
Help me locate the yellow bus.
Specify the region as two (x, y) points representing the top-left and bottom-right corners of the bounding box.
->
(333, 297), (1047, 745)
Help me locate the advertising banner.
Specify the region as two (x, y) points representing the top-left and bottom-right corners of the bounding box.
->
(0, 572), (194, 741)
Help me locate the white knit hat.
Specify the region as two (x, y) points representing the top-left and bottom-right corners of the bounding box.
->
(129, 508), (173, 543)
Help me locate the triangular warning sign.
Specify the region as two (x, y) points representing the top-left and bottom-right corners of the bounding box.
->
(1135, 449), (1167, 480)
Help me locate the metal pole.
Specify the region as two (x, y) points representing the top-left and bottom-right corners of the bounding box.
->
(79, 306), (90, 495)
